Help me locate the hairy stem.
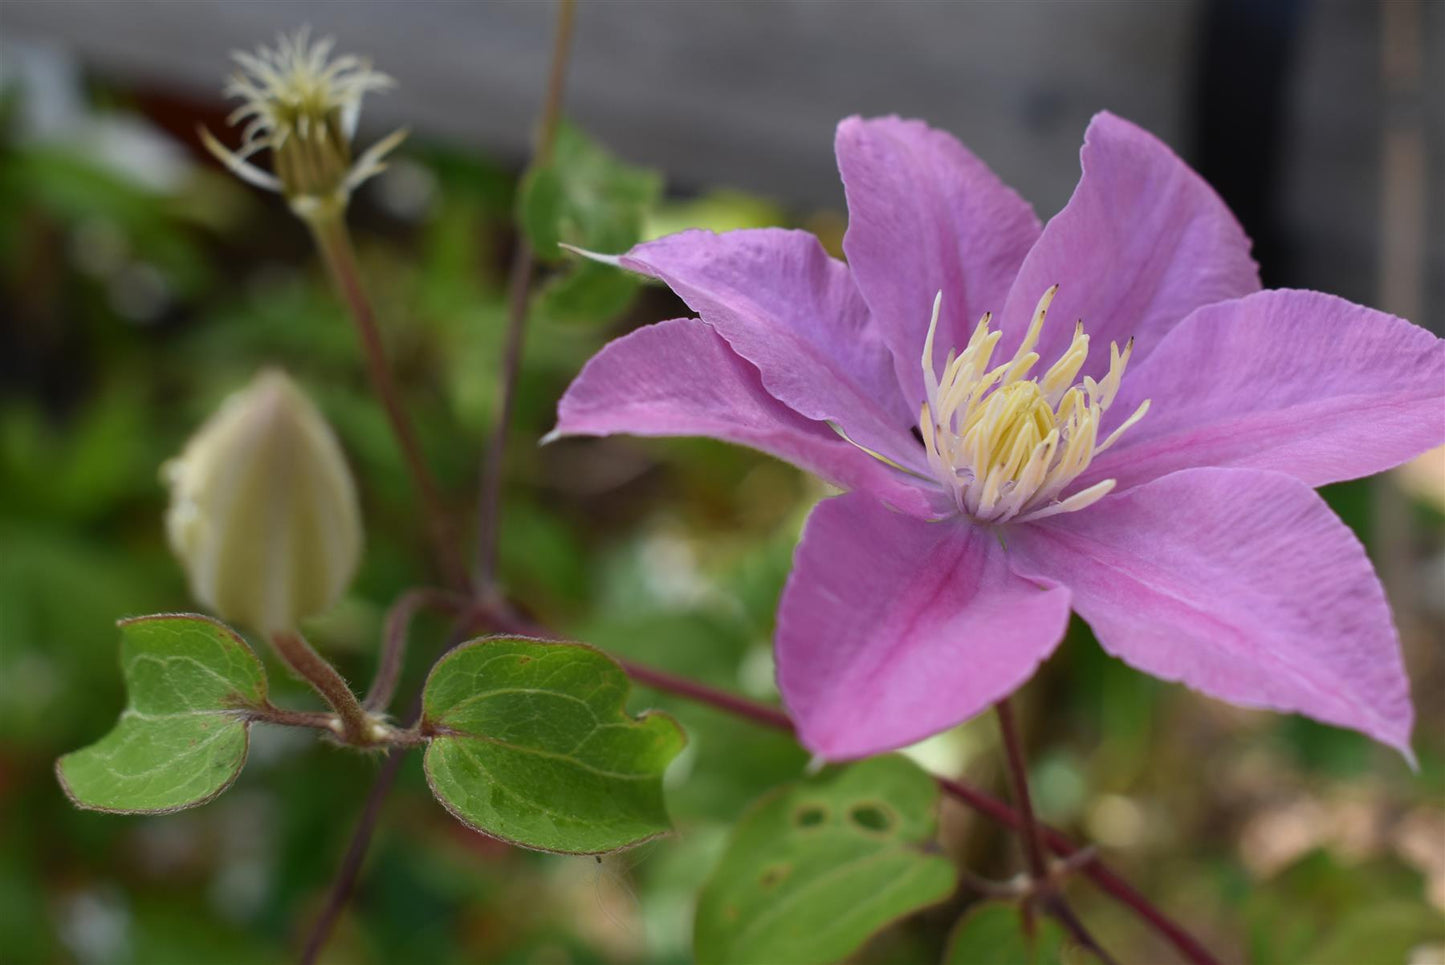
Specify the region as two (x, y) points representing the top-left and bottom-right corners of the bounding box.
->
(306, 211), (467, 591)
(249, 705), (339, 732)
(268, 631), (374, 746)
(299, 613), (478, 964)
(364, 587), (468, 713)
(472, 0), (578, 591)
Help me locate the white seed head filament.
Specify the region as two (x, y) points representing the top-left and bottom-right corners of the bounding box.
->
(199, 27), (406, 221)
(915, 287), (1149, 524)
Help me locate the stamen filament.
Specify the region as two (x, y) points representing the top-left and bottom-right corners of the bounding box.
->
(913, 287), (1147, 523)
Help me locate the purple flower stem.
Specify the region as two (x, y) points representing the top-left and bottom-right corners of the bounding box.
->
(363, 587), (468, 713)
(307, 213), (467, 592)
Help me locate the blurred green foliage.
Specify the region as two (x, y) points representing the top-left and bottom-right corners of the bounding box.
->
(1, 75), (1442, 965)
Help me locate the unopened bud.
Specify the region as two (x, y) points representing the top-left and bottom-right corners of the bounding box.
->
(164, 369), (362, 633)
(200, 27), (406, 222)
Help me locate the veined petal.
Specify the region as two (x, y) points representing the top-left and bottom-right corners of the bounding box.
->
(835, 115), (1042, 406)
(619, 228), (924, 472)
(998, 112), (1260, 380)
(549, 319), (935, 517)
(1081, 289), (1445, 492)
(776, 492), (1072, 759)
(1010, 468), (1415, 761)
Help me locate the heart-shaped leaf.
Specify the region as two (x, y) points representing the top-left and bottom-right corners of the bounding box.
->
(694, 755), (957, 965)
(945, 900), (1067, 965)
(421, 636), (685, 854)
(56, 613), (267, 813)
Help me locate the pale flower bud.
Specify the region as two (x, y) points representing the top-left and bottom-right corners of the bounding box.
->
(199, 27), (406, 222)
(164, 369), (362, 633)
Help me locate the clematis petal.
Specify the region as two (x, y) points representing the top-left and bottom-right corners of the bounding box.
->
(776, 492), (1072, 759)
(549, 318), (936, 517)
(620, 228), (924, 471)
(998, 112), (1260, 379)
(1081, 289), (1445, 492)
(835, 115), (1042, 405)
(1010, 468), (1415, 761)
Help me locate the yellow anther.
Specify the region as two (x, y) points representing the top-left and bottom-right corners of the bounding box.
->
(911, 287), (1149, 523)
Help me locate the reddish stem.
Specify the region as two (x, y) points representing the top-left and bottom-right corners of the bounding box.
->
(364, 588), (468, 713)
(472, 0), (578, 591)
(307, 213), (468, 591)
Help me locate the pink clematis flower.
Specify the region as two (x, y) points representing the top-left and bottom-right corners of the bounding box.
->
(550, 113), (1445, 763)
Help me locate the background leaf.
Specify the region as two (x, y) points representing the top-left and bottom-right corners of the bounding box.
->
(944, 901), (1068, 965)
(693, 755), (958, 965)
(421, 636), (686, 854)
(55, 613), (267, 813)
(517, 120), (662, 323)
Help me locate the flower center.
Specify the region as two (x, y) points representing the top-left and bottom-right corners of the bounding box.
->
(919, 286), (1149, 523)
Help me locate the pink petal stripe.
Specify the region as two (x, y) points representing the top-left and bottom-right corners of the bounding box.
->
(1011, 468), (1415, 762)
(550, 318), (936, 517)
(836, 115), (1042, 407)
(1084, 289), (1445, 492)
(998, 112), (1260, 380)
(621, 228), (925, 472)
(777, 492), (1071, 759)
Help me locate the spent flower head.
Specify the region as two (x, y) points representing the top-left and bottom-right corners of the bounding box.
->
(201, 27), (405, 221)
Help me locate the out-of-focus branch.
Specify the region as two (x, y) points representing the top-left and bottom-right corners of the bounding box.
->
(472, 0), (579, 592)
(307, 213), (468, 591)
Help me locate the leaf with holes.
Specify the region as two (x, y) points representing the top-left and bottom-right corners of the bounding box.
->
(694, 755), (957, 965)
(55, 613), (267, 813)
(944, 900), (1067, 965)
(421, 637), (686, 854)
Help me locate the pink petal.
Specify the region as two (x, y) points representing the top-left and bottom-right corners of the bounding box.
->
(550, 318), (935, 517)
(1083, 289), (1445, 492)
(998, 112), (1260, 379)
(835, 115), (1042, 405)
(776, 492), (1072, 759)
(1010, 468), (1415, 761)
(620, 228), (923, 471)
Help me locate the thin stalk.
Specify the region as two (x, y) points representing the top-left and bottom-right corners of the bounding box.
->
(299, 614), (478, 964)
(995, 697), (1049, 882)
(268, 630), (373, 745)
(472, 0), (578, 590)
(249, 705), (339, 732)
(616, 658), (795, 731)
(299, 748), (406, 965)
(619, 668), (1214, 965)
(936, 775), (1219, 965)
(306, 211), (467, 591)
(996, 696), (1116, 960)
(363, 587), (468, 712)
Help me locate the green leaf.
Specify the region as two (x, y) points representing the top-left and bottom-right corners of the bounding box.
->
(944, 901), (1067, 965)
(421, 637), (686, 854)
(55, 614), (267, 813)
(516, 121), (662, 323)
(694, 755), (957, 965)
